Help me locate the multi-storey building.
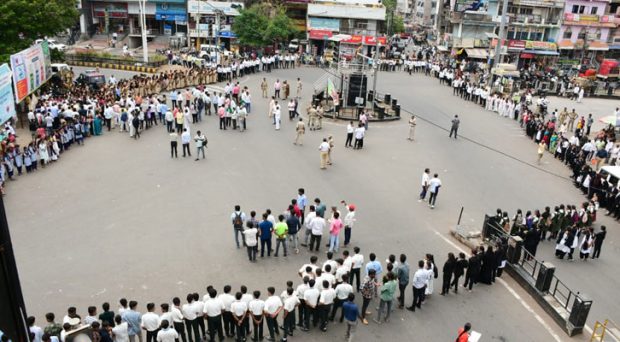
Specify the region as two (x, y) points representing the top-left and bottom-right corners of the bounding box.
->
(442, 0), (500, 60)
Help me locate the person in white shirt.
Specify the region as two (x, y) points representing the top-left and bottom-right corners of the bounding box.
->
(181, 295), (200, 342)
(113, 315), (130, 342)
(263, 287), (283, 340)
(248, 291), (265, 341)
(318, 280), (336, 331)
(342, 203), (356, 246)
(319, 138), (330, 169)
(282, 287), (300, 340)
(428, 173), (442, 209)
(331, 274), (353, 322)
(83, 306), (98, 326)
(170, 298), (186, 342)
(156, 320), (178, 342)
(191, 294), (205, 339)
(203, 289), (225, 341)
(321, 265), (336, 287)
(217, 286), (236, 338)
(308, 214), (326, 252)
(301, 279), (319, 331)
(345, 121), (355, 148)
(141, 303), (160, 342)
(353, 124), (365, 149)
(407, 260), (428, 311)
(28, 317), (44, 342)
(230, 293), (248, 341)
(181, 128), (191, 157)
(302, 206), (317, 246)
(243, 222), (259, 262)
(419, 168), (431, 201)
(351, 247), (365, 292)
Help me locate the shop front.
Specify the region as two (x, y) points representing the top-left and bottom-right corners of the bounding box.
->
(154, 1), (188, 35)
(127, 1), (157, 37)
(308, 29), (333, 56)
(91, 2), (129, 34)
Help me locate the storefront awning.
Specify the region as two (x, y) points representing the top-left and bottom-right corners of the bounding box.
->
(522, 49), (559, 56)
(465, 48), (489, 59)
(558, 40), (574, 50)
(610, 44), (620, 50)
(588, 41), (609, 51)
(308, 29), (333, 40)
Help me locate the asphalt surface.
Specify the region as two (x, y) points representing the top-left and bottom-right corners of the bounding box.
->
(7, 65), (617, 341)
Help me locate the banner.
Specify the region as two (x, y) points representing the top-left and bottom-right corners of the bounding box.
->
(327, 78), (339, 103)
(9, 41), (52, 103)
(0, 64), (16, 124)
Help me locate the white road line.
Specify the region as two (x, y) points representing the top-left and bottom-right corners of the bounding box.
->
(433, 230), (567, 342)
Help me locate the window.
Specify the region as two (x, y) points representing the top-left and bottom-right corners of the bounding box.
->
(577, 28), (586, 40)
(355, 19), (368, 30)
(519, 8), (532, 14)
(572, 5), (585, 13)
(579, 5), (585, 13)
(563, 28), (572, 39)
(590, 7), (598, 14)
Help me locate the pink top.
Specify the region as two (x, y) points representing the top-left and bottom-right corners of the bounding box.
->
(330, 218), (343, 236)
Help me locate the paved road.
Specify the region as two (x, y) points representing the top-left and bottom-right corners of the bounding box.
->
(7, 65), (616, 341)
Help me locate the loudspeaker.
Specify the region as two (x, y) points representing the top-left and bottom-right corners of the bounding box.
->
(535, 262), (555, 293)
(568, 295), (592, 329)
(347, 74), (367, 107)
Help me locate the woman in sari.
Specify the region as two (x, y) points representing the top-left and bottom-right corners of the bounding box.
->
(93, 115), (103, 135)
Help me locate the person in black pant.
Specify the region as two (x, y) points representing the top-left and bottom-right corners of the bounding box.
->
(345, 121), (354, 147)
(249, 291), (264, 341)
(350, 247), (363, 292)
(463, 249), (481, 291)
(449, 115), (460, 139)
(452, 253), (468, 293)
(592, 225), (606, 259)
(440, 253), (456, 295)
(265, 287), (281, 341)
(171, 298), (187, 342)
(170, 132), (178, 158)
(360, 270), (378, 324)
(192, 294), (205, 340)
(297, 277), (309, 327)
(395, 254), (410, 308)
(205, 289), (224, 342)
(407, 260), (427, 312)
(329, 274), (351, 322)
(281, 287), (297, 341)
(183, 294), (200, 342)
(221, 286), (235, 338)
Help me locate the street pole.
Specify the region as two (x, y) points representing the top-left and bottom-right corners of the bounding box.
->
(139, 0), (149, 63)
(493, 0), (508, 68)
(372, 33), (380, 100)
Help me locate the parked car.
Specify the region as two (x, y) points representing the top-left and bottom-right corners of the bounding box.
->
(35, 39), (67, 51)
(288, 39), (300, 53)
(75, 70), (106, 89)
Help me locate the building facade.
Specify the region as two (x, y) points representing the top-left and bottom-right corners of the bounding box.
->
(557, 0), (615, 61)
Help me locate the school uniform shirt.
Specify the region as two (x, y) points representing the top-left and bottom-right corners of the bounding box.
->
(335, 283), (353, 300)
(112, 322), (129, 342)
(192, 300), (205, 317)
(203, 298), (224, 317)
(421, 172), (430, 187)
(141, 312), (160, 332)
(156, 327), (178, 342)
(160, 312), (174, 326)
(248, 299), (265, 316)
(264, 296), (283, 316)
(182, 303), (197, 320)
(218, 293), (236, 312)
(303, 287), (320, 307)
(412, 269), (427, 289)
(283, 296), (300, 313)
(322, 273), (336, 287)
(335, 266), (349, 282)
(323, 260), (338, 274)
(296, 283), (309, 300)
(319, 288), (336, 305)
(352, 253), (364, 270)
(429, 177), (442, 193)
(170, 307), (184, 323)
(230, 300), (248, 317)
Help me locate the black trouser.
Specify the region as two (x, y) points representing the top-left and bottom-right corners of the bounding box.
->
(593, 242), (603, 258)
(207, 315), (223, 342)
(361, 297), (371, 318)
(252, 316), (264, 340)
(345, 133), (353, 147)
(106, 118), (111, 131)
(171, 141), (178, 158)
(197, 316), (205, 339)
(429, 190), (439, 206)
(185, 318), (199, 342)
(411, 286), (425, 310)
(441, 273), (452, 294)
(297, 299), (306, 326)
(182, 143), (191, 157)
(220, 117), (226, 130)
(173, 322), (187, 342)
(398, 283), (407, 307)
(463, 272), (477, 290)
(234, 317), (246, 342)
(303, 306), (317, 328)
(309, 234), (321, 252)
(351, 268), (361, 292)
(344, 226), (352, 246)
(246, 245), (257, 261)
(223, 311), (234, 337)
(266, 315), (279, 338)
(260, 239), (271, 257)
(451, 274), (462, 292)
(283, 311), (295, 338)
(319, 304), (331, 330)
(449, 127), (458, 138)
(330, 298), (345, 322)
(167, 121), (173, 132)
(146, 330), (159, 342)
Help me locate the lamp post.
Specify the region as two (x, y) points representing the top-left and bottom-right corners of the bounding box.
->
(138, 0), (149, 63)
(493, 0), (509, 67)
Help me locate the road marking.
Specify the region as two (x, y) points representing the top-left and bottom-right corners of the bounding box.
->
(433, 230), (566, 342)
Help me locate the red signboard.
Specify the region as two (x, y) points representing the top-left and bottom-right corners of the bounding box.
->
(92, 3), (128, 18)
(308, 29), (333, 40)
(508, 40), (526, 50)
(520, 53), (534, 59)
(341, 35), (363, 44)
(363, 36), (387, 46)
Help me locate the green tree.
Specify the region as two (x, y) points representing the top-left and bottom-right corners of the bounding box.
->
(392, 15), (405, 33)
(232, 5), (269, 47)
(264, 8), (298, 46)
(0, 0), (78, 63)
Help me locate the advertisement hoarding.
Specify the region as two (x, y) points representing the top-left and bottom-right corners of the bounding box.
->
(9, 41), (52, 103)
(0, 64), (16, 124)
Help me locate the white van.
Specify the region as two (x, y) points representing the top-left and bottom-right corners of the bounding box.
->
(600, 166), (620, 188)
(51, 63), (70, 74)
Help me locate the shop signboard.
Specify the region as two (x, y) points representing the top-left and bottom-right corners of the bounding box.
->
(308, 17), (340, 31)
(93, 3), (128, 18)
(525, 40), (556, 50)
(0, 64), (16, 124)
(9, 42), (52, 103)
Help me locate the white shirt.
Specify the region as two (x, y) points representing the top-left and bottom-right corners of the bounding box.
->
(156, 328), (178, 342)
(421, 172), (430, 186)
(264, 296), (283, 315)
(112, 322), (129, 342)
(283, 296), (300, 312)
(203, 298), (224, 317)
(218, 293), (236, 311)
(141, 312), (160, 331)
(335, 283), (353, 300)
(309, 216), (326, 235)
(243, 228), (258, 247)
(412, 268), (427, 289)
(182, 303), (197, 320)
(30, 326), (43, 342)
(181, 131), (191, 144)
(303, 288), (320, 306)
(230, 300), (248, 317)
(322, 272), (336, 287)
(304, 212), (316, 229)
(248, 299), (265, 316)
(170, 307), (184, 323)
(352, 253), (364, 269)
(429, 177), (442, 193)
(319, 288), (336, 305)
(344, 211), (356, 227)
(323, 260), (338, 274)
(319, 141), (330, 152)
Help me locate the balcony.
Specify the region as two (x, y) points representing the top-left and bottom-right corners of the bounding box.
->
(508, 13), (561, 26)
(449, 11), (495, 23)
